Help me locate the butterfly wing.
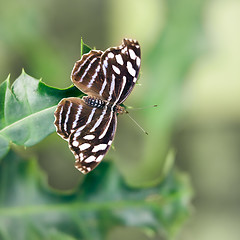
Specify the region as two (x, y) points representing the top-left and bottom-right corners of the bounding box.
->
(54, 97), (117, 174)
(55, 38), (141, 174)
(71, 39), (141, 105)
(100, 38), (141, 105)
(71, 50), (104, 99)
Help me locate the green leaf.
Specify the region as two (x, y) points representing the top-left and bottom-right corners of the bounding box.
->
(0, 151), (192, 240)
(0, 71), (82, 159)
(81, 38), (92, 56)
(0, 40), (93, 160)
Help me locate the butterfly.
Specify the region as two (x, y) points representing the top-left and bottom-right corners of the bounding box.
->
(54, 38), (141, 174)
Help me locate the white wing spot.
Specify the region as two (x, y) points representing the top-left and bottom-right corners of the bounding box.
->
(121, 47), (128, 54)
(92, 144), (108, 152)
(112, 65), (120, 75)
(79, 168), (87, 174)
(107, 74), (115, 102)
(104, 59), (108, 68)
(96, 155), (104, 162)
(102, 64), (107, 76)
(74, 131), (81, 139)
(72, 140), (79, 147)
(83, 135), (95, 140)
(108, 140), (113, 146)
(133, 77), (137, 83)
(84, 155), (96, 163)
(136, 56), (141, 67)
(80, 153), (84, 161)
(116, 54), (124, 65)
(108, 52), (114, 58)
(127, 61), (136, 77)
(79, 143), (91, 151)
(129, 49), (137, 60)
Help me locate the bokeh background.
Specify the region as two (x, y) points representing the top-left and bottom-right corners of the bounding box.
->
(1, 0), (240, 239)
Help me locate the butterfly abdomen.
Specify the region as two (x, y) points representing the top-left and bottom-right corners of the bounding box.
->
(83, 96), (106, 109)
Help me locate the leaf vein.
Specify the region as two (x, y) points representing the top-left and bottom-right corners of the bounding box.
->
(0, 105), (57, 136)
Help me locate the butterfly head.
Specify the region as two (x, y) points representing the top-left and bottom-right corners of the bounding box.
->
(115, 105), (126, 115)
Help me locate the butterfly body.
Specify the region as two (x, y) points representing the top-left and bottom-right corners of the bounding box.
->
(83, 96), (125, 115)
(54, 38), (141, 174)
(83, 96), (106, 109)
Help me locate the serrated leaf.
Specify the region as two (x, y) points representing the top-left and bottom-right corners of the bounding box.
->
(0, 151), (192, 240)
(0, 72), (82, 159)
(0, 40), (93, 160)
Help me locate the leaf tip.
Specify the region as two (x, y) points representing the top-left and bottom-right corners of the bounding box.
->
(6, 73), (11, 81)
(80, 37), (84, 57)
(5, 74), (11, 87)
(80, 38), (92, 56)
(20, 68), (29, 79)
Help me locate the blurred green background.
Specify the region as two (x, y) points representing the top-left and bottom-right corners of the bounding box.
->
(1, 0), (240, 239)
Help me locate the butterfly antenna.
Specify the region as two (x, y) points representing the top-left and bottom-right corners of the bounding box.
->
(127, 104), (158, 111)
(126, 111), (148, 135)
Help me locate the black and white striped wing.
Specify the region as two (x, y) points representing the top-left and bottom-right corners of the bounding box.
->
(100, 38), (141, 105)
(71, 50), (104, 99)
(71, 39), (141, 104)
(54, 97), (117, 174)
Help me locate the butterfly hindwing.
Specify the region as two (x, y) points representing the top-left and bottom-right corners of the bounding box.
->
(71, 50), (104, 99)
(54, 97), (117, 174)
(70, 110), (117, 174)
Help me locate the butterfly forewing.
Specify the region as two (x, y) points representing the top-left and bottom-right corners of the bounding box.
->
(54, 97), (117, 174)
(100, 38), (141, 105)
(54, 38), (141, 174)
